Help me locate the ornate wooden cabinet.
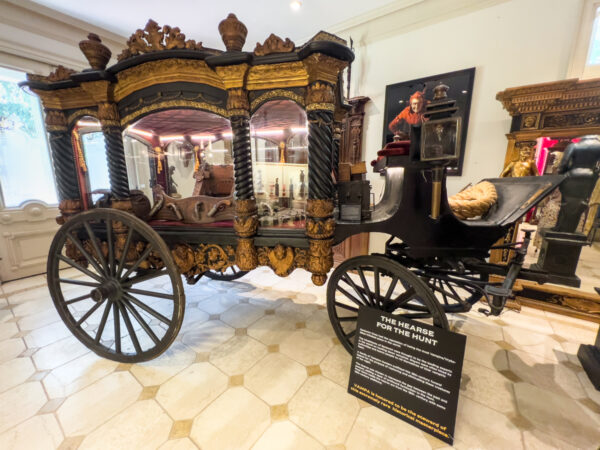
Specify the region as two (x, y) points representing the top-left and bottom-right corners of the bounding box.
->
(333, 96), (370, 264)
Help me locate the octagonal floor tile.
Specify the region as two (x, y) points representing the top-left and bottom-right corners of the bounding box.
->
(305, 309), (336, 338)
(0, 338), (25, 364)
(32, 335), (89, 371)
(196, 294), (240, 315)
(130, 341), (196, 386)
(463, 334), (508, 371)
(190, 387), (270, 450)
(0, 381), (47, 433)
(460, 360), (517, 414)
(209, 335), (267, 376)
(156, 362), (227, 420)
(319, 345), (352, 388)
(280, 329), (333, 366)
(0, 356), (35, 393)
(244, 353), (307, 405)
(247, 315), (296, 346)
(502, 325), (567, 363)
(220, 304), (264, 329)
(0, 413), (62, 450)
(79, 400), (171, 450)
(288, 375), (359, 446)
(346, 407), (430, 450)
(17, 308), (61, 331)
(158, 438), (198, 450)
(43, 352), (118, 399)
(514, 381), (600, 449)
(276, 300), (319, 322)
(252, 420), (323, 450)
(181, 320), (234, 353)
(23, 320), (70, 349)
(56, 371), (141, 436)
(454, 396), (523, 449)
(0, 321), (18, 341)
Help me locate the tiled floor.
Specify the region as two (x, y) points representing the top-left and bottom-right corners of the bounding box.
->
(0, 266), (599, 449)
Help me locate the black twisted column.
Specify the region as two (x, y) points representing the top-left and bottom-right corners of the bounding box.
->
(229, 88), (258, 271)
(45, 110), (81, 223)
(305, 82), (336, 286)
(98, 103), (130, 201)
(332, 121), (342, 184)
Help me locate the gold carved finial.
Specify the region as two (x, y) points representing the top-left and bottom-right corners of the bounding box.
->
(47, 65), (75, 82)
(117, 19), (207, 61)
(218, 13), (247, 52)
(254, 33), (295, 56)
(79, 33), (112, 70)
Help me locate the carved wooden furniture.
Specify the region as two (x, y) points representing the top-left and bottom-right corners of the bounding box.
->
(496, 78), (600, 321)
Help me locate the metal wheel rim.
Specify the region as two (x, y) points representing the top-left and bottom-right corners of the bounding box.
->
(327, 255), (448, 354)
(203, 265), (248, 281)
(47, 208), (184, 362)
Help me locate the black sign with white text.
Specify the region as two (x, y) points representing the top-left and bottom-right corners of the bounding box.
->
(347, 307), (466, 445)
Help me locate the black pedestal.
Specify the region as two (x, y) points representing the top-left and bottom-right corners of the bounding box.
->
(578, 326), (600, 391)
(531, 229), (588, 287)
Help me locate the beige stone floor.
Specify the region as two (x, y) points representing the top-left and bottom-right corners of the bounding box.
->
(0, 266), (599, 450)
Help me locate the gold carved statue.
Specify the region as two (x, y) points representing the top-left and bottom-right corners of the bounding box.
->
(500, 145), (540, 177)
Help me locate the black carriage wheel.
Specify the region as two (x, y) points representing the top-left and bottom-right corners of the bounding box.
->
(422, 273), (489, 313)
(327, 255), (448, 354)
(47, 208), (184, 363)
(203, 265), (248, 281)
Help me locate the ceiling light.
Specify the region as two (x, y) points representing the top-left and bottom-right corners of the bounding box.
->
(290, 0), (302, 11)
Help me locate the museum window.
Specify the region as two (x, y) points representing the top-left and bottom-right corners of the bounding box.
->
(0, 66), (58, 208)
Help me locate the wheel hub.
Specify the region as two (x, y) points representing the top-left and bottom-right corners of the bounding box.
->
(90, 279), (122, 302)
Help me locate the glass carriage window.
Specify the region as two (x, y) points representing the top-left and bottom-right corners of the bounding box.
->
(0, 66), (57, 207)
(127, 109), (234, 226)
(250, 100), (308, 229)
(123, 134), (153, 201)
(75, 117), (109, 203)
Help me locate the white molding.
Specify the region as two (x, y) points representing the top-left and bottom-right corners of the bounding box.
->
(568, 0), (600, 79)
(318, 0), (509, 44)
(0, 0), (125, 72)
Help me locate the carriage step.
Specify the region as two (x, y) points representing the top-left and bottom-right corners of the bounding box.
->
(484, 285), (511, 298)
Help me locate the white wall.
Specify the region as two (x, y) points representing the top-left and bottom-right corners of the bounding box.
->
(336, 0), (585, 252)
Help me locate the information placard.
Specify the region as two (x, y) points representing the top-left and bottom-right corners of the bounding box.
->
(347, 307), (466, 445)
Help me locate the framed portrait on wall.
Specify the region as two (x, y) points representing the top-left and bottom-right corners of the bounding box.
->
(382, 67), (475, 175)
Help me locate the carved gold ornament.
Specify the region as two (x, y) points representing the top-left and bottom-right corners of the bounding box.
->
(117, 19), (210, 61)
(306, 81), (335, 105)
(246, 62), (308, 91)
(307, 199), (334, 218)
(254, 34), (295, 56)
(56, 199), (81, 225)
(302, 53), (347, 85)
(236, 238), (258, 271)
(195, 244), (236, 273)
(218, 13), (247, 52)
(306, 217), (335, 239)
(97, 102), (120, 127)
(227, 88), (250, 111)
(72, 130), (88, 173)
(215, 64), (249, 90)
(307, 239), (334, 286)
(44, 110), (67, 130)
(172, 244), (196, 274)
(235, 198), (258, 216)
(250, 89), (305, 111)
(114, 59), (225, 102)
(48, 65), (75, 82)
(234, 215), (258, 237)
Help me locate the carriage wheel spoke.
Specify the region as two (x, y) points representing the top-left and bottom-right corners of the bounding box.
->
(383, 275), (399, 304)
(336, 285), (365, 307)
(334, 301), (359, 313)
(339, 316), (357, 322)
(120, 245), (154, 281)
(124, 288), (175, 300)
(64, 293), (92, 305)
(95, 301), (112, 343)
(122, 269), (168, 286)
(66, 233), (106, 276)
(341, 274), (370, 307)
(59, 278), (100, 288)
(389, 287), (416, 308)
(116, 227), (134, 276)
(118, 302), (142, 354)
(58, 254), (103, 283)
(113, 302), (121, 354)
(346, 329), (357, 339)
(374, 268), (380, 304)
(75, 300), (104, 326)
(106, 219), (114, 276)
(357, 267), (375, 306)
(122, 299), (160, 345)
(83, 222), (109, 275)
(124, 294), (171, 326)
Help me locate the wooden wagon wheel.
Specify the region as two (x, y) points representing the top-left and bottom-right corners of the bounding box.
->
(327, 255), (448, 354)
(47, 208), (185, 363)
(203, 265), (248, 281)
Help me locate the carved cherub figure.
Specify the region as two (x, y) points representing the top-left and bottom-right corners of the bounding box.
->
(500, 145), (539, 177)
